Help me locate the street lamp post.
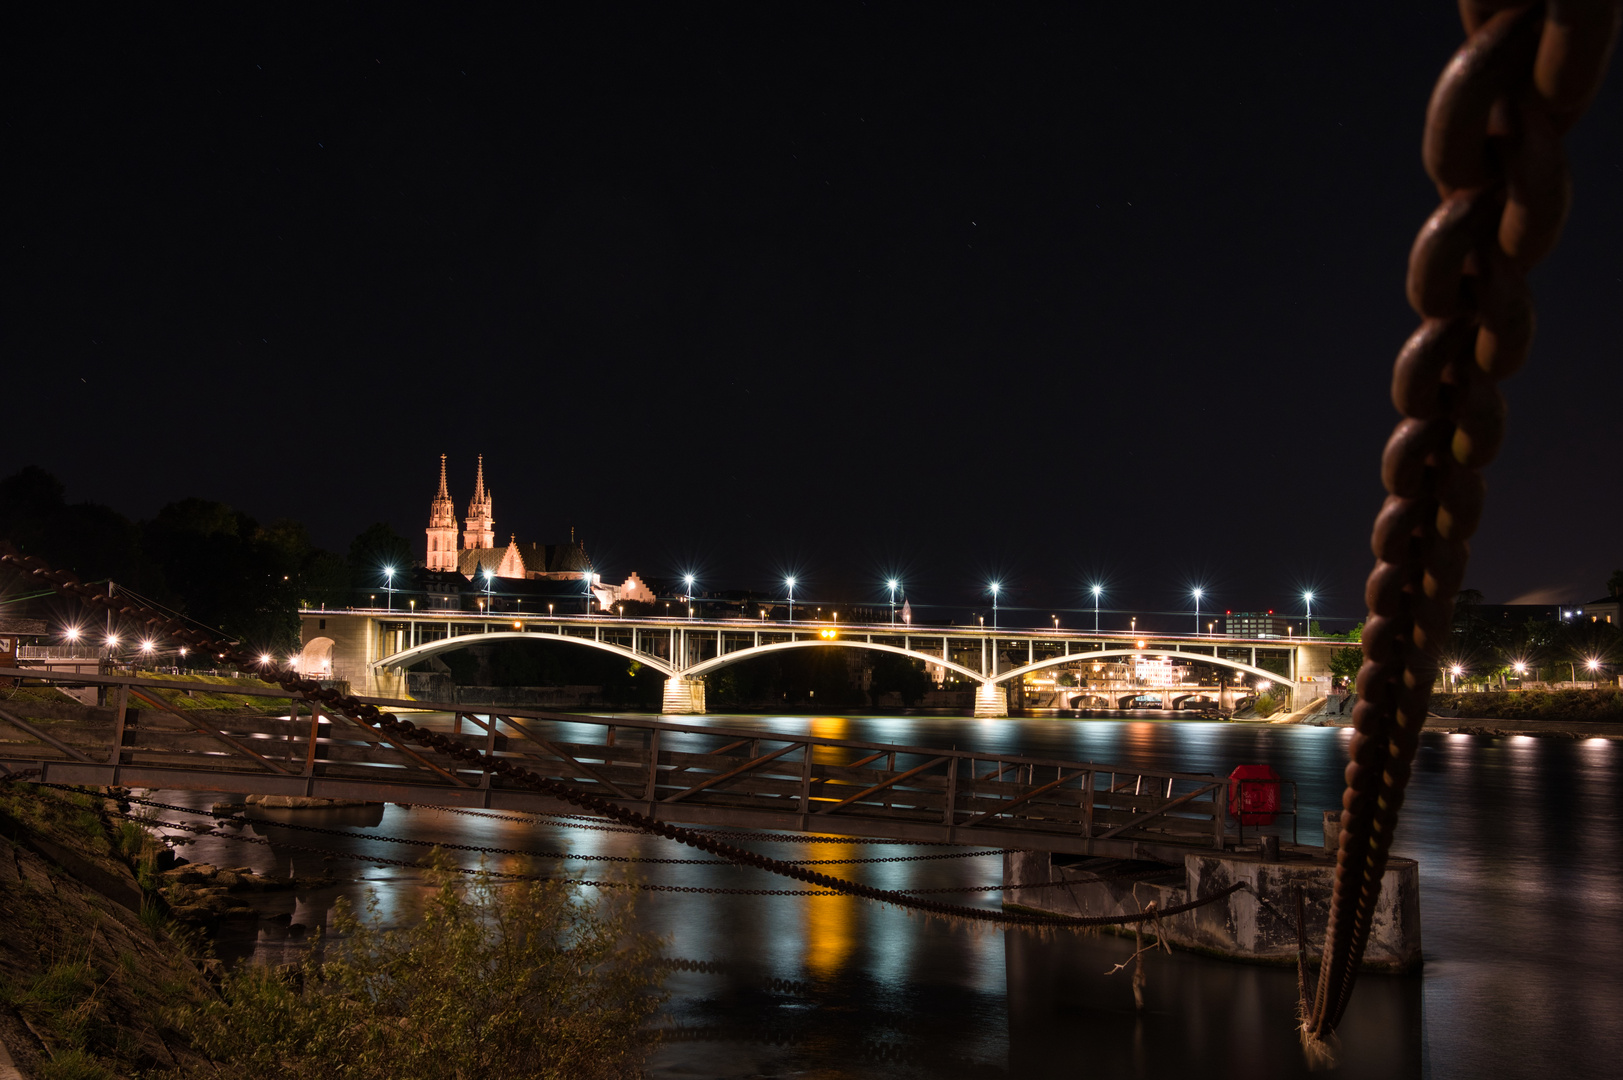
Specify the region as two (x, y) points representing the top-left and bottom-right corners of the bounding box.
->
(990, 582), (1000, 629)
(384, 567), (395, 611)
(786, 577), (796, 622)
(1192, 587), (1203, 634)
(888, 579), (899, 625)
(684, 575), (696, 621)
(1091, 585), (1102, 633)
(1303, 591), (1314, 636)
(483, 568), (495, 612)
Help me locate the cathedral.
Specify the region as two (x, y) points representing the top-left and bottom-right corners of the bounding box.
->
(424, 455), (654, 608)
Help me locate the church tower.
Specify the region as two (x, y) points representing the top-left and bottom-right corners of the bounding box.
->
(425, 454), (459, 572)
(463, 455), (495, 550)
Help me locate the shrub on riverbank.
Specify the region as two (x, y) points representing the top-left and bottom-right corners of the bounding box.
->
(167, 857), (668, 1080)
(1430, 688), (1623, 722)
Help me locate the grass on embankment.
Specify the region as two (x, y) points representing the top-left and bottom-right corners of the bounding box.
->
(1430, 688), (1623, 723)
(0, 785), (212, 1078)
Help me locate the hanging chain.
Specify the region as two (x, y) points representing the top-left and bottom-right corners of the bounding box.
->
(1307, 0), (1619, 1044)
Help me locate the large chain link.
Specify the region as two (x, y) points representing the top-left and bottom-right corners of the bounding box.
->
(1308, 0), (1619, 1044)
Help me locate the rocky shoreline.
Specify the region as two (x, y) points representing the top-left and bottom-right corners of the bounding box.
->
(157, 861), (335, 931)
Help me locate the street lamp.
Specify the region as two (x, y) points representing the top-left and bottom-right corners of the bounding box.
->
(888, 579), (899, 625)
(684, 574), (696, 621)
(1130, 617), (1136, 635)
(1052, 615), (1059, 631)
(1449, 663), (1464, 689)
(1192, 587), (1203, 634)
(384, 567), (395, 611)
(786, 577), (796, 622)
(483, 567), (495, 612)
(989, 582), (1000, 629)
(583, 567), (594, 614)
(1303, 591), (1314, 636)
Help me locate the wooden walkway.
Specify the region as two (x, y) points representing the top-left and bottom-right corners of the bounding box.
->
(0, 669), (1234, 861)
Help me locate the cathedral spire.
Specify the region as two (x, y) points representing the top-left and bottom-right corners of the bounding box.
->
(464, 455), (495, 551)
(425, 453), (459, 572)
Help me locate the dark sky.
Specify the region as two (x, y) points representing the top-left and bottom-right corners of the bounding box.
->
(7, 4), (1620, 629)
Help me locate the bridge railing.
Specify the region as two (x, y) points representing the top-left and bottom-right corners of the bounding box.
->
(0, 668), (1234, 859)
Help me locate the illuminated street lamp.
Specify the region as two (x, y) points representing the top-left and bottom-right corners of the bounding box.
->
(64, 626), (80, 643)
(786, 577), (797, 622)
(1091, 584), (1103, 633)
(888, 579), (899, 625)
(1192, 587), (1203, 634)
(483, 567), (495, 612)
(1303, 591), (1314, 636)
(989, 582), (1000, 629)
(683, 574), (697, 621)
(383, 567), (395, 611)
(1449, 663), (1464, 689)
(1052, 615), (1059, 631)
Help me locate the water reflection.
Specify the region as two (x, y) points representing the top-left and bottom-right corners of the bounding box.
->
(143, 714), (1623, 1078)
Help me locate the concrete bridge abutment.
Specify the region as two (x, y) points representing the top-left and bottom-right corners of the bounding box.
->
(974, 683), (1009, 718)
(662, 677), (707, 715)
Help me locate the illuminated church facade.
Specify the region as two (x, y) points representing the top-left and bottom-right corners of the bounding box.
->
(424, 455), (654, 610)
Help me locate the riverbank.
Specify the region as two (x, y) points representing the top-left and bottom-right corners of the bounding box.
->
(0, 784), (212, 1077)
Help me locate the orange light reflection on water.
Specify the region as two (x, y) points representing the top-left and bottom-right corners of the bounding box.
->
(802, 840), (857, 980)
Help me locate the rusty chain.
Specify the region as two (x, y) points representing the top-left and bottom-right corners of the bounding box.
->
(1310, 0), (1619, 1044)
(406, 803), (972, 845)
(35, 784), (1007, 866)
(0, 548), (1242, 928)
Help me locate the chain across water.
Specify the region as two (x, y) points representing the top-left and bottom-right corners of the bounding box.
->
(0, 551), (1240, 928)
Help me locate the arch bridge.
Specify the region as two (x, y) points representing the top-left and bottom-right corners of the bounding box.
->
(301, 610), (1338, 717)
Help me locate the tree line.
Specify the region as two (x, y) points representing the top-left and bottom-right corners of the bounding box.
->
(0, 466), (411, 654)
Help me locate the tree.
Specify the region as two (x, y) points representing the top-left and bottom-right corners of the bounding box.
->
(172, 858), (667, 1080)
(347, 522), (413, 593)
(1329, 647), (1362, 684)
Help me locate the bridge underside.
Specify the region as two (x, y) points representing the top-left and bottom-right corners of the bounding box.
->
(366, 625), (1316, 717)
(0, 671), (1233, 862)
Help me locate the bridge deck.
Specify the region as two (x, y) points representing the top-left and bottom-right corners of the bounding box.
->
(0, 669), (1234, 861)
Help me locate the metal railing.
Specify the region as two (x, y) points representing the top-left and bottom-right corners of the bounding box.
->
(0, 667), (1243, 861)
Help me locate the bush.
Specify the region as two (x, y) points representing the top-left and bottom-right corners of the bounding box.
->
(168, 856), (667, 1080)
(1254, 693), (1277, 718)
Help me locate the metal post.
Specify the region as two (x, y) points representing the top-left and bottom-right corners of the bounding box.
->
(105, 682), (128, 765)
(645, 728), (661, 801)
(942, 757), (958, 826)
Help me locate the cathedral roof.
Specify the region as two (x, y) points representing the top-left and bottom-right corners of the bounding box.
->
(514, 541), (591, 574)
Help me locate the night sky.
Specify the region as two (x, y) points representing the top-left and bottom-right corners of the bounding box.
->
(8, 5), (1620, 629)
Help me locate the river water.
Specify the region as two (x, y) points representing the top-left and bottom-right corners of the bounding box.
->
(149, 714), (1622, 1079)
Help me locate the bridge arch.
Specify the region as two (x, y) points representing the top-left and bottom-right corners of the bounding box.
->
(683, 638), (986, 684)
(992, 648), (1291, 695)
(375, 632), (675, 678)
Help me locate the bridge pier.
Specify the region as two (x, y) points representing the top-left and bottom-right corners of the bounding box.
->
(974, 683), (1008, 718)
(662, 677), (707, 715)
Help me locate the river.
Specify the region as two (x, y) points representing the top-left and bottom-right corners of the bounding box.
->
(148, 714), (1622, 1079)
